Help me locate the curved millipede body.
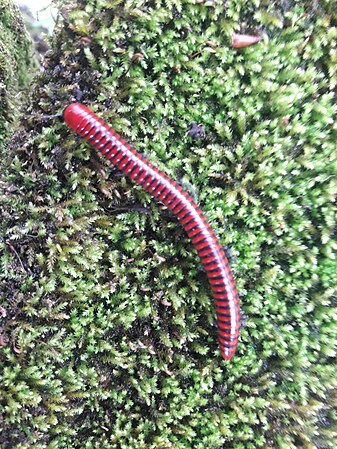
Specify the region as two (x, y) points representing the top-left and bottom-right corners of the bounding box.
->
(63, 103), (240, 360)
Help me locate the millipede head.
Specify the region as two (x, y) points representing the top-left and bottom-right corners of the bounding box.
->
(63, 103), (90, 131)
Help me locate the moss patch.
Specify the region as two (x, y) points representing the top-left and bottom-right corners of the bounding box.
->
(0, 1), (336, 448)
(0, 0), (36, 148)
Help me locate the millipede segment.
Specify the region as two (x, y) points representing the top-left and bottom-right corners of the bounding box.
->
(63, 103), (240, 360)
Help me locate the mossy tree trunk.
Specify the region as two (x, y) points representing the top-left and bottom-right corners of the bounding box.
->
(0, 0), (36, 148)
(0, 1), (336, 448)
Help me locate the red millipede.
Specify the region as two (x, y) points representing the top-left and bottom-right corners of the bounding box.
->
(63, 103), (240, 360)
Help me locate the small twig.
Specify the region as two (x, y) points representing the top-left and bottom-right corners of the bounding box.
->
(189, 50), (202, 60)
(7, 243), (26, 272)
(41, 113), (63, 122)
(106, 204), (151, 214)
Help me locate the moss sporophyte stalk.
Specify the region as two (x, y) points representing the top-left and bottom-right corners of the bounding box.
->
(0, 1), (336, 448)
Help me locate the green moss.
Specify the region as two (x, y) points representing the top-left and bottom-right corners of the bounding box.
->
(0, 1), (336, 448)
(0, 0), (36, 148)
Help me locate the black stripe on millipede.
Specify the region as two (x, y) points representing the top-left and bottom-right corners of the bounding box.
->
(176, 206), (190, 219)
(123, 158), (135, 172)
(82, 121), (96, 136)
(193, 235), (210, 245)
(89, 127), (105, 144)
(148, 176), (160, 189)
(217, 312), (235, 319)
(218, 334), (238, 342)
(184, 215), (198, 228)
(153, 184), (166, 196)
(218, 333), (238, 342)
(136, 170), (149, 182)
(118, 154), (130, 168)
(188, 229), (204, 239)
(158, 186), (171, 200)
(129, 164), (143, 179)
(218, 312), (240, 320)
(217, 307), (238, 315)
(165, 193), (178, 206)
(160, 184), (172, 197)
(209, 274), (227, 281)
(170, 197), (183, 211)
(206, 267), (223, 274)
(219, 340), (237, 348)
(81, 125), (96, 138)
(166, 197), (178, 207)
(108, 149), (123, 162)
(215, 305), (232, 311)
(196, 241), (211, 251)
(87, 130), (101, 144)
(172, 201), (187, 213)
(100, 138), (116, 154)
(133, 166), (147, 180)
(141, 173), (153, 185)
(210, 286), (229, 293)
(76, 115), (94, 133)
(202, 258), (218, 267)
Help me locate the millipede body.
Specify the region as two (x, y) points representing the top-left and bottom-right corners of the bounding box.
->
(63, 103), (240, 360)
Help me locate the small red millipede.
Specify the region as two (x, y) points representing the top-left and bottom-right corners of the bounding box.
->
(63, 103), (240, 360)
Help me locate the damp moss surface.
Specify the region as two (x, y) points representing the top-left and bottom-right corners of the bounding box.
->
(0, 0), (36, 148)
(0, 1), (336, 448)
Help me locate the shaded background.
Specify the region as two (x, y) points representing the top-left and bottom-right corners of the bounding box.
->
(18, 0), (55, 32)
